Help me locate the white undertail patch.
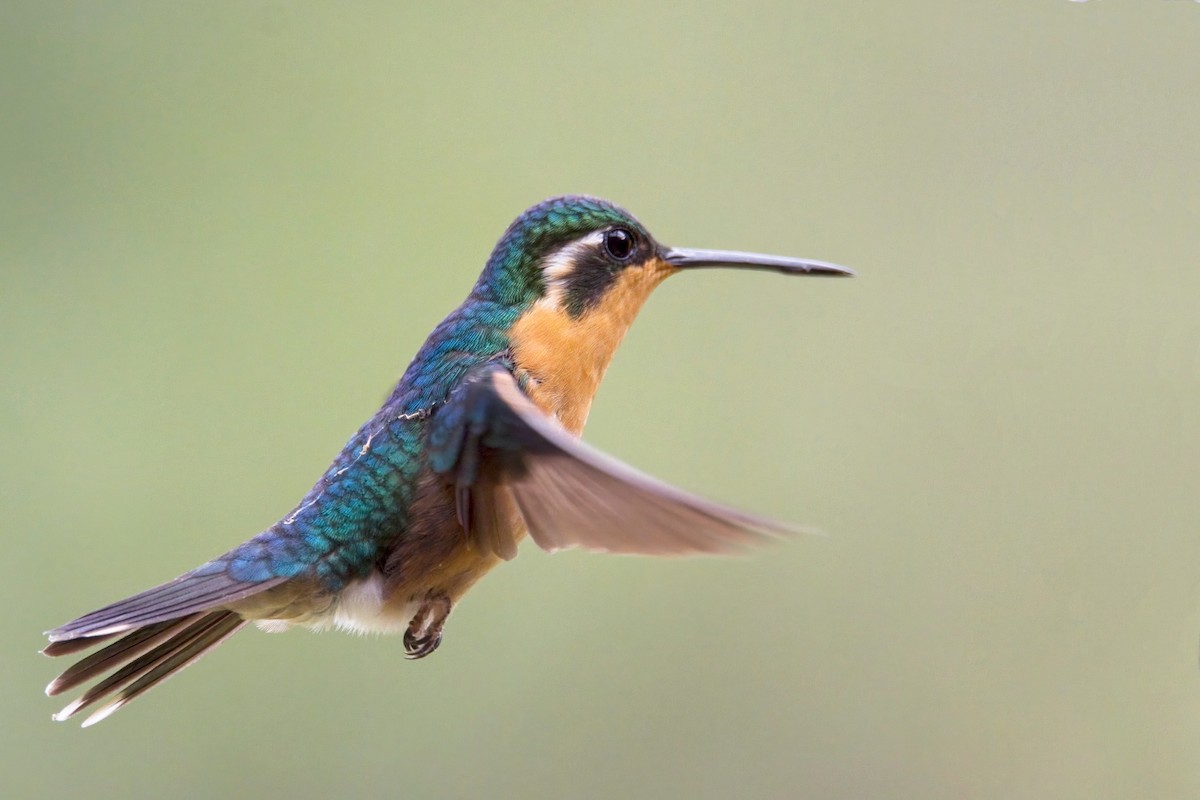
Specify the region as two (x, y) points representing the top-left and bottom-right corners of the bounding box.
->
(331, 572), (417, 635)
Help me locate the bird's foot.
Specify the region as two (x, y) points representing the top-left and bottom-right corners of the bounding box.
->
(404, 595), (451, 660)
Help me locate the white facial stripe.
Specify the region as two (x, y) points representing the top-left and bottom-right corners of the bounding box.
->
(539, 230), (606, 308)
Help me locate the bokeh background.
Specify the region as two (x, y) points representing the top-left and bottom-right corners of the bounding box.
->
(3, 3), (1198, 798)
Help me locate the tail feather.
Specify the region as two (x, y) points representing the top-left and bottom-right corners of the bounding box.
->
(44, 554), (291, 724)
(45, 615), (200, 697)
(41, 631), (122, 658)
(47, 610), (245, 726)
(47, 571), (283, 642)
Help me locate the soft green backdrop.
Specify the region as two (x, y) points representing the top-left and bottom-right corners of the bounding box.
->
(2, 3), (1198, 798)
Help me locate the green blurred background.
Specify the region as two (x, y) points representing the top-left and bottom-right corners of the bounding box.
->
(2, 2), (1198, 798)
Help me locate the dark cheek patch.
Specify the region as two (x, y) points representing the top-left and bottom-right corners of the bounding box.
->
(562, 250), (620, 318)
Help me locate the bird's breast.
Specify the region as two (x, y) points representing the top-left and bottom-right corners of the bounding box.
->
(508, 262), (673, 433)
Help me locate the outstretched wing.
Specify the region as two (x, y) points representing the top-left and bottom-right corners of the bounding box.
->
(428, 363), (797, 557)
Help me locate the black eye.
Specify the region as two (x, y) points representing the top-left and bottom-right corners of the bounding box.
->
(603, 228), (635, 261)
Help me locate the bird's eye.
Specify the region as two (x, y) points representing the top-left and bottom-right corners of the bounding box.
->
(603, 228), (635, 261)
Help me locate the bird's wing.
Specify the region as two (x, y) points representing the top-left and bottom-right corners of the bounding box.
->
(428, 363), (796, 557)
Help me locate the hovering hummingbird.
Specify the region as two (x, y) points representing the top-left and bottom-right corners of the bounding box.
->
(43, 195), (852, 726)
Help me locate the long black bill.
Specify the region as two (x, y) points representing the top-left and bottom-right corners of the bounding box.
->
(663, 247), (854, 277)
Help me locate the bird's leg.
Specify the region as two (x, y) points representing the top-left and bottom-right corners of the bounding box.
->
(404, 594), (452, 660)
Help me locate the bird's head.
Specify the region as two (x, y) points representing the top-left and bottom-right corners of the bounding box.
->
(475, 195), (852, 433)
(476, 194), (852, 315)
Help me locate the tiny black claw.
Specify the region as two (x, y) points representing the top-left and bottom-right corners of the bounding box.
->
(403, 630), (442, 660)
(403, 595), (451, 660)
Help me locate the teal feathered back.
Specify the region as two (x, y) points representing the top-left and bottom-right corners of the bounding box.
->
(207, 196), (645, 589)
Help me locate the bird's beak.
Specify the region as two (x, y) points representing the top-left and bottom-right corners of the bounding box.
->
(662, 247), (854, 277)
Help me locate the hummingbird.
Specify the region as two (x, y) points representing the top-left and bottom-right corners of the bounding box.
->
(43, 195), (852, 726)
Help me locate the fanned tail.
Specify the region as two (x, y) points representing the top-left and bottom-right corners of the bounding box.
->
(43, 558), (286, 726)
(44, 610), (246, 727)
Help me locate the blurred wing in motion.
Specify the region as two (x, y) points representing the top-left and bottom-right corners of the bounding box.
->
(429, 363), (798, 557)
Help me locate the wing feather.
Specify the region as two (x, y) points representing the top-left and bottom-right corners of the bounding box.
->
(433, 364), (797, 557)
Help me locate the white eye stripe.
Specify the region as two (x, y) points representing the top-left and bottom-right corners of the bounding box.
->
(538, 230), (607, 307)
(541, 230), (605, 279)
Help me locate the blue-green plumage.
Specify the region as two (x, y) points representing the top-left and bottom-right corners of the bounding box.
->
(43, 195), (852, 726)
(199, 197), (647, 590)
